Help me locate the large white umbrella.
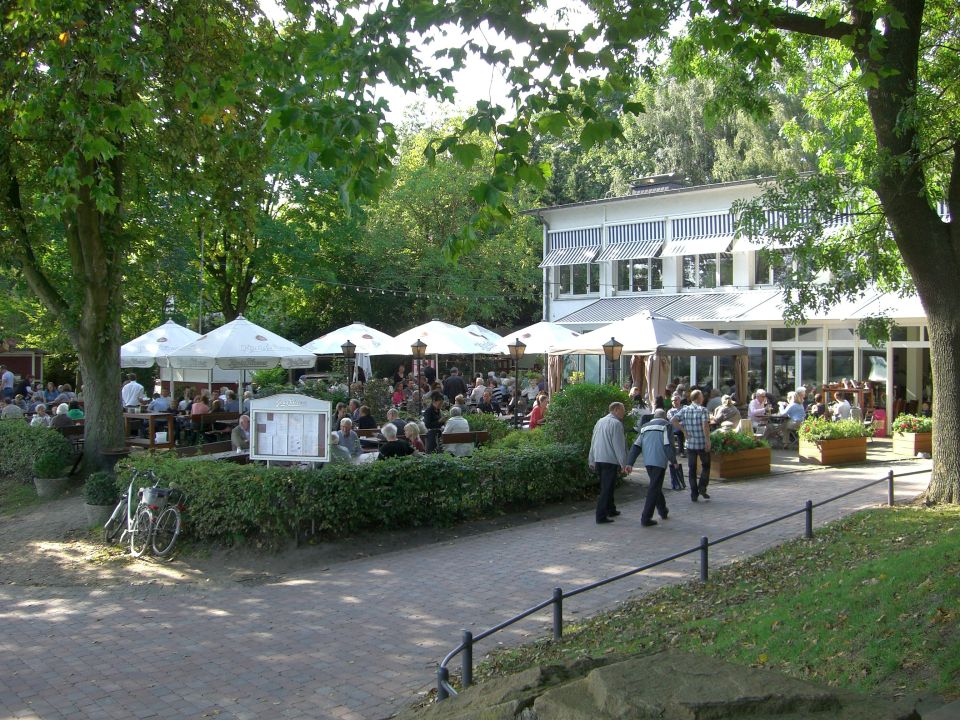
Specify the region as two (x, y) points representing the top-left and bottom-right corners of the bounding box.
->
(301, 322), (395, 355)
(462, 323), (503, 349)
(166, 316), (316, 370)
(120, 319), (201, 368)
(494, 321), (581, 354)
(372, 319), (494, 355)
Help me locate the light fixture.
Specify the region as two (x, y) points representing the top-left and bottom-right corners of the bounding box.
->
(602, 337), (623, 364)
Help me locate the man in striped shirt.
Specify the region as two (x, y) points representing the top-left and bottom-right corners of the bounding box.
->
(672, 389), (713, 501)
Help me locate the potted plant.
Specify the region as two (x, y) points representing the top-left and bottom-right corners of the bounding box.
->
(33, 451), (70, 498)
(709, 430), (771, 479)
(83, 471), (119, 525)
(798, 417), (874, 465)
(890, 414), (932, 457)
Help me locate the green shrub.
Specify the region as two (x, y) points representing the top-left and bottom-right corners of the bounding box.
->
(544, 383), (630, 454)
(84, 471), (118, 505)
(466, 412), (511, 443)
(494, 427), (551, 449)
(890, 414), (932, 434)
(122, 443), (591, 545)
(34, 451), (69, 479)
(798, 417), (875, 441)
(359, 378), (393, 423)
(0, 423), (73, 482)
(709, 430), (768, 454)
(252, 367), (288, 386)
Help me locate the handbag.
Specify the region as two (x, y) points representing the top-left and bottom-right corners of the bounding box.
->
(669, 463), (686, 490)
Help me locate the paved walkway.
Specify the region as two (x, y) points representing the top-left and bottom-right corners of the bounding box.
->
(0, 456), (932, 720)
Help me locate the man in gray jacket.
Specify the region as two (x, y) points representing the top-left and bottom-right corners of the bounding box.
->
(626, 409), (675, 526)
(588, 402), (629, 524)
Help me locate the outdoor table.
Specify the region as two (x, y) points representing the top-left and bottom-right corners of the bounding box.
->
(123, 411), (176, 450)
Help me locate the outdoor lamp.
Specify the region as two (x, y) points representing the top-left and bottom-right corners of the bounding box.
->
(410, 339), (428, 417)
(602, 337), (623, 386)
(341, 339), (356, 386)
(508, 339), (526, 427)
(507, 338), (526, 362)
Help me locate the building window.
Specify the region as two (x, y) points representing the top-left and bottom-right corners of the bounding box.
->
(756, 250), (792, 286)
(557, 263), (600, 296)
(682, 253), (733, 289)
(616, 258), (663, 292)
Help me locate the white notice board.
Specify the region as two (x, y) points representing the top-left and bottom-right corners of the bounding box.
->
(249, 394), (331, 463)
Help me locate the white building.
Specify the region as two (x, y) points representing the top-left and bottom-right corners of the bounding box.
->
(533, 175), (939, 423)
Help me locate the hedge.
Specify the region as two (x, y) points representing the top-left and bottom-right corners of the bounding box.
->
(544, 383), (630, 455)
(0, 422), (73, 482)
(120, 443), (591, 545)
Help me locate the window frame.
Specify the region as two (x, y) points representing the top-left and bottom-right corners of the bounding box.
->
(615, 257), (663, 293)
(682, 252), (733, 290)
(556, 263), (601, 297)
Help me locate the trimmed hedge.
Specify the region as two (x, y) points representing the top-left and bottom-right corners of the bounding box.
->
(120, 443), (590, 545)
(545, 383), (630, 455)
(0, 422), (73, 482)
(465, 412), (511, 443)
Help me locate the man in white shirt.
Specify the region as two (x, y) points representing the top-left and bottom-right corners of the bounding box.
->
(442, 406), (472, 457)
(0, 365), (14, 400)
(833, 391), (852, 420)
(120, 373), (145, 410)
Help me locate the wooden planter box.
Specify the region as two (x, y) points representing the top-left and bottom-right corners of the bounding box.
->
(892, 432), (932, 457)
(711, 447), (772, 479)
(799, 437), (867, 465)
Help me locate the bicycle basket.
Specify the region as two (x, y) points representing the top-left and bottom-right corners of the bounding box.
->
(140, 486), (169, 508)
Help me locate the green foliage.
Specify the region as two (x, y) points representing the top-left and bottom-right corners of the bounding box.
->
(83, 471), (118, 505)
(252, 368), (287, 387)
(33, 452), (69, 480)
(0, 423), (72, 482)
(359, 379), (393, 423)
(709, 431), (768, 455)
(545, 384), (631, 454)
(466, 412), (511, 443)
(798, 417), (875, 441)
(890, 414), (932, 435)
(122, 443), (590, 545)
(493, 427), (551, 449)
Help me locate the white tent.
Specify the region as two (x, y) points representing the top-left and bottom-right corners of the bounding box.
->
(302, 322), (395, 355)
(494, 321), (581, 354)
(373, 319), (494, 356)
(120, 320), (201, 369)
(166, 316), (316, 370)
(550, 311), (747, 357)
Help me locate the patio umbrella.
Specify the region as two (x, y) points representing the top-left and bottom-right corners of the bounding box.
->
(373, 319), (494, 355)
(462, 322), (503, 377)
(301, 322), (395, 355)
(493, 321), (581, 355)
(120, 319), (201, 369)
(166, 316), (316, 371)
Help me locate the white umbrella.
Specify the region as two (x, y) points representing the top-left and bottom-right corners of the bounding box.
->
(494, 321), (581, 354)
(372, 319), (494, 355)
(166, 316), (316, 370)
(301, 322), (396, 355)
(120, 319), (201, 368)
(462, 323), (503, 350)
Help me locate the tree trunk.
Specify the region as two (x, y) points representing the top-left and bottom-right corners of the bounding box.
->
(921, 308), (960, 503)
(77, 333), (125, 470)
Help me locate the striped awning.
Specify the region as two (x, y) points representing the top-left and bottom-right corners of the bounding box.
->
(539, 245), (600, 268)
(594, 240), (663, 262)
(660, 236), (734, 257)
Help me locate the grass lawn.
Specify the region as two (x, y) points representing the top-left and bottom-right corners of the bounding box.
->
(478, 505), (960, 701)
(0, 477), (43, 516)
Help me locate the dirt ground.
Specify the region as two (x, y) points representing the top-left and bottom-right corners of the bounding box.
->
(0, 479), (646, 590)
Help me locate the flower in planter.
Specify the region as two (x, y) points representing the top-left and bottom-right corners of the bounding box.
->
(890, 413), (932, 434)
(709, 430), (768, 454)
(798, 417), (874, 442)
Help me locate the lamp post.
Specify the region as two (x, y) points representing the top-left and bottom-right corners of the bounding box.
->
(411, 339), (428, 417)
(602, 337), (623, 388)
(507, 338), (526, 428)
(341, 339), (356, 390)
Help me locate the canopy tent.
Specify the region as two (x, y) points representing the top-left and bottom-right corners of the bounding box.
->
(493, 321), (581, 355)
(550, 311), (748, 406)
(120, 320), (201, 369)
(373, 320), (495, 356)
(301, 322), (395, 356)
(166, 316), (315, 371)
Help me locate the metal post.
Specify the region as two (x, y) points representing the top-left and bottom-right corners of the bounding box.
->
(699, 536), (709, 582)
(552, 587), (563, 640)
(805, 500), (813, 539)
(437, 666), (450, 700)
(461, 630), (473, 688)
(887, 470), (895, 506)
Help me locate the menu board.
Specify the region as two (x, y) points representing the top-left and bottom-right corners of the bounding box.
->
(249, 394), (331, 463)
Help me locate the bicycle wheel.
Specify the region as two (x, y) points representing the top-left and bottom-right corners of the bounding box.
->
(130, 506), (153, 558)
(151, 506), (181, 557)
(103, 500), (127, 543)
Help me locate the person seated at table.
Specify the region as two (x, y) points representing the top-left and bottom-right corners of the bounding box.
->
(27, 391), (45, 413)
(51, 403), (73, 428)
(748, 388), (770, 428)
(528, 393), (548, 429)
(148, 388), (173, 413)
(712, 395), (741, 426)
(392, 364), (407, 386)
(43, 381), (58, 405)
(0, 397), (23, 419)
(67, 400), (85, 420)
(808, 393), (829, 420)
(520, 377), (540, 406)
(210, 397), (225, 413)
(422, 390), (446, 452)
(782, 391), (807, 424)
(380, 407), (407, 437)
(355, 405), (377, 430)
(329, 432), (352, 463)
(453, 394), (468, 414)
(378, 422), (414, 460)
(222, 390), (240, 413)
(442, 406), (472, 457)
(832, 391), (852, 420)
(487, 377), (504, 406)
(231, 414), (250, 451)
(705, 388), (722, 413)
(348, 399), (361, 422)
(920, 401), (932, 418)
(191, 394), (210, 415)
(241, 390), (252, 414)
(391, 383), (405, 407)
(477, 390), (501, 415)
(404, 422), (425, 453)
(336, 417), (362, 458)
(470, 377), (486, 404)
(30, 403), (52, 427)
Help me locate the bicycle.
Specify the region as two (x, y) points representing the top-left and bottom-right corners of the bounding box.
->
(103, 469), (185, 558)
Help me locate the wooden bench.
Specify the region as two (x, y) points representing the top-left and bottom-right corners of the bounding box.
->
(356, 427), (380, 438)
(56, 425), (85, 475)
(182, 412), (240, 444)
(439, 430), (490, 449)
(174, 440), (233, 458)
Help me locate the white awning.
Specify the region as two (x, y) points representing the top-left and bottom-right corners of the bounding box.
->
(539, 245), (600, 268)
(594, 240), (663, 262)
(660, 236), (733, 256)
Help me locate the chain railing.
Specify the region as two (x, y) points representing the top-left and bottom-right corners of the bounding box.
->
(436, 467), (931, 699)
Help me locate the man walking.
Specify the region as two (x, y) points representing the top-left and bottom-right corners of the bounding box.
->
(672, 389), (713, 501)
(588, 401), (629, 524)
(625, 409), (674, 526)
